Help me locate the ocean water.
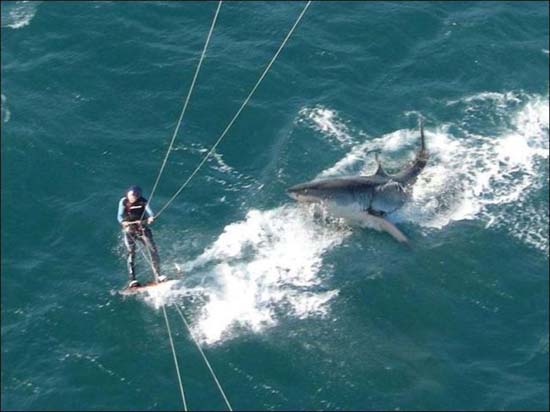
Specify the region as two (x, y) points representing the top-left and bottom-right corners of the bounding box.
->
(1, 1), (548, 410)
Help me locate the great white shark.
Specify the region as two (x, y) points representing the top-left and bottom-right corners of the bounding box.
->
(287, 121), (428, 243)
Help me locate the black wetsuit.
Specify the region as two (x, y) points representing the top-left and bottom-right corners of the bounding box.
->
(117, 196), (161, 281)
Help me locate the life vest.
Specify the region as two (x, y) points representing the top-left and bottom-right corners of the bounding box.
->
(123, 197), (149, 222)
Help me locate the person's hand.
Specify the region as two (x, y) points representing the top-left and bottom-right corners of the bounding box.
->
(122, 221), (130, 228)
(147, 217), (155, 225)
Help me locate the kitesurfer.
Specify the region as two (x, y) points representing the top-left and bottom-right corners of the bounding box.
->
(117, 186), (167, 288)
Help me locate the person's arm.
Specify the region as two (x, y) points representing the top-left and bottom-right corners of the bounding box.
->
(117, 198), (125, 224)
(145, 204), (155, 224)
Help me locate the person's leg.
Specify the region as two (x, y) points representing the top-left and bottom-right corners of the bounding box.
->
(124, 231), (137, 281)
(141, 228), (162, 278)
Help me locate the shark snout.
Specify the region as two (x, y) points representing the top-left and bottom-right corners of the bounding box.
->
(286, 189), (299, 201)
(286, 184), (304, 200)
(287, 182), (323, 203)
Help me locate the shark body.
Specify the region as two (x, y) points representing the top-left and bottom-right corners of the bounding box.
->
(287, 121), (429, 243)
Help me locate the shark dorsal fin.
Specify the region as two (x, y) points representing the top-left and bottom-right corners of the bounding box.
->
(374, 153), (389, 177)
(375, 164), (388, 177)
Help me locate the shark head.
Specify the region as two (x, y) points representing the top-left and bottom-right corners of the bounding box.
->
(287, 181), (329, 203)
(287, 176), (376, 207)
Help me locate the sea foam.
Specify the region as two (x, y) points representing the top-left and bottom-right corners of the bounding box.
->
(1, 1), (39, 29)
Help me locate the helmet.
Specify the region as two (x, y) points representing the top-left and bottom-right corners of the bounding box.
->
(127, 185), (142, 197)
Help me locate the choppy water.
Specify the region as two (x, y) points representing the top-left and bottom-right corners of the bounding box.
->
(2, 1), (548, 410)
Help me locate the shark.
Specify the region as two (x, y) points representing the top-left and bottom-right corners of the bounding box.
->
(287, 121), (428, 243)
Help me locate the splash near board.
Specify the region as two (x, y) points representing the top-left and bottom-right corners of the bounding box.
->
(119, 279), (178, 296)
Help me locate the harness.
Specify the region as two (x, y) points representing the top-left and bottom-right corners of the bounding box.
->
(123, 197), (149, 222)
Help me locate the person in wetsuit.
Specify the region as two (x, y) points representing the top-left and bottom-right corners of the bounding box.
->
(117, 186), (166, 288)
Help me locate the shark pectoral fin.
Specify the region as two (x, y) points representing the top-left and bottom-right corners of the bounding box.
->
(365, 213), (409, 244)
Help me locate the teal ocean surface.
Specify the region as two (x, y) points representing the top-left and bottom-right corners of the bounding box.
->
(1, 1), (549, 410)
